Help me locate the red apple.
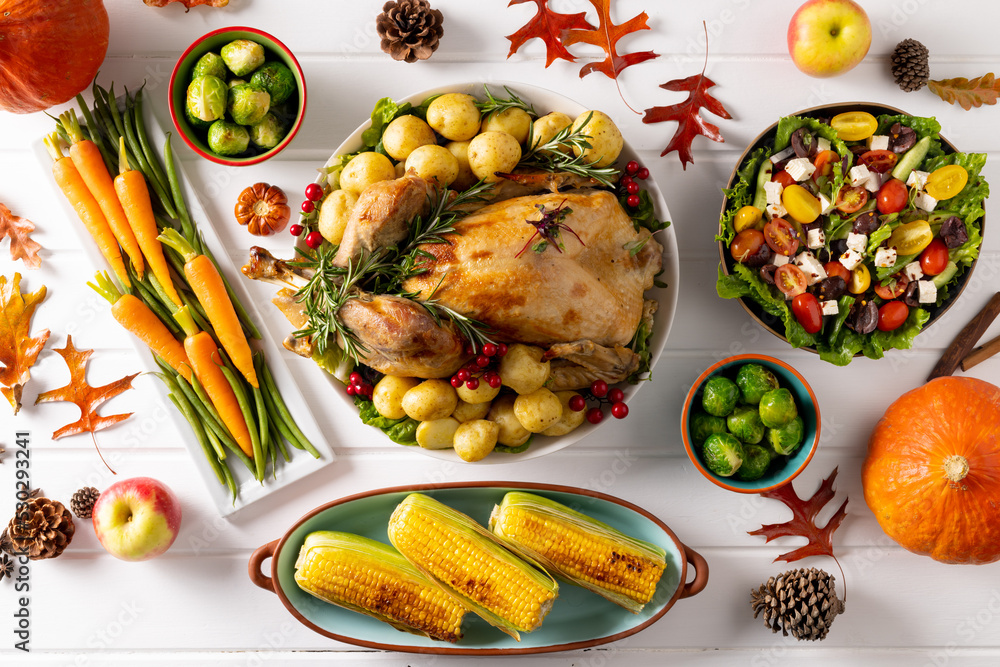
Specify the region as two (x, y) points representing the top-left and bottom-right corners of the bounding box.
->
(92, 477), (182, 561)
(788, 0), (872, 78)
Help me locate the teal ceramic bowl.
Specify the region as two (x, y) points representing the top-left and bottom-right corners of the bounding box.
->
(249, 482), (708, 655)
(681, 354), (820, 493)
(168, 26), (306, 166)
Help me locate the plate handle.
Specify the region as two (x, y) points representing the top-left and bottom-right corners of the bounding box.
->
(248, 539), (278, 593)
(679, 544), (709, 599)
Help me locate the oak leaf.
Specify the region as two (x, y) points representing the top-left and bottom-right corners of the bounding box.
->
(505, 0), (594, 67)
(928, 73), (1000, 110)
(561, 0), (658, 79)
(748, 467), (848, 564)
(0, 203), (42, 269)
(0, 273), (50, 414)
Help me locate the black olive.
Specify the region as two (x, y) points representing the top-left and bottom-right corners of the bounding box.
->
(817, 276), (847, 301)
(888, 122), (917, 154)
(849, 144), (869, 157)
(849, 298), (879, 334)
(791, 128), (816, 158)
(760, 264), (778, 285)
(940, 215), (969, 249)
(744, 241), (773, 268)
(903, 281), (921, 308)
(830, 238), (848, 259)
(852, 211), (881, 236)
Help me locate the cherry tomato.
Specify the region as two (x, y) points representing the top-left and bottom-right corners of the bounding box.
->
(791, 293), (823, 334)
(925, 164), (969, 200)
(734, 205), (764, 232)
(775, 264), (808, 298)
(920, 238), (949, 276)
(304, 183), (324, 201)
(824, 261), (851, 283)
(301, 200), (315, 214)
(730, 228), (766, 263)
(858, 150), (898, 174)
(782, 184), (822, 223)
(848, 264), (871, 294)
(812, 150), (840, 180)
(831, 111), (878, 141)
(305, 231), (323, 249)
(874, 273), (908, 300)
(877, 301), (910, 332)
(764, 218), (801, 255)
(888, 219), (933, 255)
(772, 170), (795, 188)
(835, 185), (869, 214)
(877, 178), (908, 214)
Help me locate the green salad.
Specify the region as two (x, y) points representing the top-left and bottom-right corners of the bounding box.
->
(717, 110), (988, 365)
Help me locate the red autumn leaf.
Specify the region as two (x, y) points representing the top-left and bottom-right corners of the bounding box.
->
(505, 0), (594, 67)
(928, 73), (1000, 110)
(748, 467), (849, 564)
(561, 0), (658, 79)
(0, 203), (42, 269)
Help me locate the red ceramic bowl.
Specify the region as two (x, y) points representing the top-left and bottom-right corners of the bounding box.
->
(169, 26), (306, 166)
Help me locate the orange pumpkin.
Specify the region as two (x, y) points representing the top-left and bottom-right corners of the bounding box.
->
(0, 0), (109, 114)
(862, 377), (1000, 564)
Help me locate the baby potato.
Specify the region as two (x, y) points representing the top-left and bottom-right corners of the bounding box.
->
(416, 417), (460, 450)
(542, 391), (587, 437)
(468, 131), (522, 183)
(456, 377), (501, 404)
(445, 140), (477, 190)
(499, 344), (550, 395)
(401, 379), (458, 422)
(453, 419), (500, 462)
(480, 108), (532, 144)
(316, 189), (358, 245)
(381, 114), (437, 161)
(452, 398), (491, 422)
(487, 394), (531, 447)
(372, 375), (421, 420)
(570, 110), (623, 168)
(426, 93), (481, 141)
(339, 151), (396, 196)
(404, 144), (459, 187)
(514, 388), (563, 433)
(529, 112), (573, 152)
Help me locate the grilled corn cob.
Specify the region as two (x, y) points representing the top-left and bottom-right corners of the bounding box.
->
(387, 493), (558, 640)
(294, 531), (468, 642)
(489, 491), (667, 613)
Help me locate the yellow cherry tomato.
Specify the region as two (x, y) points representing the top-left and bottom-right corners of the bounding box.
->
(888, 219), (934, 256)
(781, 184), (821, 223)
(831, 112), (878, 142)
(734, 205), (763, 232)
(848, 263), (871, 294)
(925, 164), (969, 200)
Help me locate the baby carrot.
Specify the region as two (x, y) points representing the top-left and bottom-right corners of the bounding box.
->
(60, 109), (146, 279)
(184, 331), (254, 459)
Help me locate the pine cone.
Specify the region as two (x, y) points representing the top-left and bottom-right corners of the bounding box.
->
(70, 487), (101, 520)
(376, 0), (444, 63)
(750, 567), (845, 641)
(2, 497), (75, 560)
(891, 39), (930, 92)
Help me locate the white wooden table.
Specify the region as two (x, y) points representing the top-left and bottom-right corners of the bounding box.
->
(2, 0), (999, 664)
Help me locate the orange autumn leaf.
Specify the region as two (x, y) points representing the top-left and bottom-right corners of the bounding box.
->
(928, 73), (1000, 110)
(560, 0), (658, 80)
(0, 273), (50, 414)
(0, 203), (42, 269)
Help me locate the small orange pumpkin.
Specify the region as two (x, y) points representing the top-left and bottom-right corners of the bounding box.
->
(235, 183), (290, 236)
(862, 377), (1000, 564)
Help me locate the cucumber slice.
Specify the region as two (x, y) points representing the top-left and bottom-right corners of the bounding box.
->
(751, 159), (773, 211)
(932, 261), (958, 289)
(891, 136), (932, 182)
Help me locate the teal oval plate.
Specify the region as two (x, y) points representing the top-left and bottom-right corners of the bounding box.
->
(249, 481), (708, 655)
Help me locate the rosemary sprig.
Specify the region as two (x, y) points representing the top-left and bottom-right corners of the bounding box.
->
(520, 112), (620, 188)
(415, 275), (496, 352)
(476, 85), (537, 118)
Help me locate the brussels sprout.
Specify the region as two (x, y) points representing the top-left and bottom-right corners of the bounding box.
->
(736, 444), (773, 481)
(249, 112), (287, 149)
(185, 75), (227, 123)
(250, 61), (296, 105)
(767, 416), (805, 456)
(220, 39), (265, 77)
(185, 108), (213, 131)
(727, 405), (765, 445)
(192, 52), (227, 80)
(207, 120), (249, 156)
(701, 433), (745, 477)
(736, 363), (780, 405)
(702, 376), (739, 417)
(759, 388), (799, 429)
(690, 411), (728, 445)
(228, 84), (270, 126)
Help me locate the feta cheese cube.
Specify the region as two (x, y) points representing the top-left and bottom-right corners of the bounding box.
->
(773, 254), (790, 267)
(764, 180), (784, 205)
(785, 157), (817, 182)
(914, 190), (938, 212)
(906, 170), (929, 190)
(865, 170), (887, 193)
(816, 137), (831, 153)
(868, 135), (890, 151)
(849, 164), (871, 187)
(918, 280), (938, 304)
(770, 146), (796, 164)
(807, 227), (825, 249)
(903, 261), (924, 282)
(818, 192), (835, 215)
(821, 300), (840, 316)
(766, 202), (787, 219)
(875, 246), (897, 268)
(839, 249), (863, 270)
(795, 251), (827, 285)
(846, 232), (868, 253)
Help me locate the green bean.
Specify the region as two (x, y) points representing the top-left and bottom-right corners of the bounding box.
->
(201, 424), (225, 466)
(253, 383), (270, 467)
(270, 416), (290, 463)
(177, 290), (215, 338)
(128, 269), (180, 334)
(103, 83), (129, 143)
(157, 370), (226, 487)
(135, 88), (175, 209)
(185, 375), (239, 460)
(163, 133), (195, 239)
(260, 359), (320, 457)
(175, 369), (254, 473)
(167, 392), (226, 487)
(221, 365), (264, 481)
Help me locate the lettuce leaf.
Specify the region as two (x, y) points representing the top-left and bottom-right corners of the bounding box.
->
(355, 396), (418, 446)
(361, 97), (413, 151)
(719, 147), (769, 244)
(870, 306), (930, 352)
